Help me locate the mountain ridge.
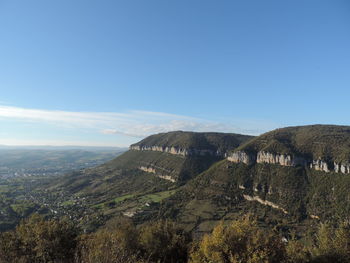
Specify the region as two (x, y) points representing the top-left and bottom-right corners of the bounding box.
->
(10, 124), (350, 237)
(227, 125), (350, 173)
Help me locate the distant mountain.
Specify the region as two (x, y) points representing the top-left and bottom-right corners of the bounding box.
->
(0, 148), (126, 178)
(0, 145), (127, 151)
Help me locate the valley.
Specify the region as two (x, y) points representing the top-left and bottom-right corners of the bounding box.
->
(0, 148), (125, 231)
(2, 126), (350, 262)
(0, 148), (125, 178)
(46, 126), (350, 236)
(2, 126), (350, 243)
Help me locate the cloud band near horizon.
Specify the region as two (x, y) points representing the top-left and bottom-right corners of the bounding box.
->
(0, 105), (278, 146)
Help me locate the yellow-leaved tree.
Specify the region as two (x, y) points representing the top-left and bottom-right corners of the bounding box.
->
(189, 216), (286, 263)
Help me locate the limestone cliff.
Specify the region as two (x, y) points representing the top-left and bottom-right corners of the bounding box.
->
(139, 165), (176, 182)
(243, 194), (288, 214)
(256, 151), (307, 166)
(334, 162), (350, 174)
(228, 150), (349, 174)
(129, 130), (254, 159)
(226, 151), (255, 165)
(310, 159), (330, 173)
(130, 145), (223, 157)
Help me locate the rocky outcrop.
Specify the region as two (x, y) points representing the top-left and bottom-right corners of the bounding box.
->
(310, 159), (330, 173)
(257, 151), (306, 166)
(310, 214), (320, 219)
(228, 150), (350, 174)
(130, 145), (223, 157)
(131, 145), (189, 156)
(123, 211), (137, 217)
(243, 194), (288, 214)
(227, 151), (255, 165)
(334, 162), (350, 174)
(227, 150), (305, 167)
(139, 166), (156, 174)
(158, 175), (175, 182)
(310, 160), (350, 174)
(139, 166), (176, 182)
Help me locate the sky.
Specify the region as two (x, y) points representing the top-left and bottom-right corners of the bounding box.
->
(0, 0), (349, 147)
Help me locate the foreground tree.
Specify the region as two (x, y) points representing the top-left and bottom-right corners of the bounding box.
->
(139, 220), (191, 263)
(189, 217), (287, 263)
(5, 213), (350, 263)
(311, 221), (350, 263)
(0, 214), (78, 263)
(76, 218), (141, 263)
(284, 237), (311, 263)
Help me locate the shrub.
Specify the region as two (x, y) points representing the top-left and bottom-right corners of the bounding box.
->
(0, 214), (78, 263)
(189, 217), (287, 263)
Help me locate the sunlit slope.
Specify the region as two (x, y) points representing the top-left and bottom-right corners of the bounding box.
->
(49, 131), (253, 220)
(234, 124), (350, 163)
(158, 125), (350, 234)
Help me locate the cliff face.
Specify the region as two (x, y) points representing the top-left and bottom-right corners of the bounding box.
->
(334, 162), (350, 174)
(257, 151), (307, 166)
(130, 131), (254, 159)
(139, 166), (175, 182)
(228, 150), (350, 174)
(310, 159), (330, 173)
(130, 145), (223, 157)
(226, 151), (255, 165)
(229, 125), (350, 175)
(243, 194), (288, 214)
(226, 151), (307, 167)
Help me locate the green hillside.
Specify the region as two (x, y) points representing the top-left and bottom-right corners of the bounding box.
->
(235, 124), (350, 162)
(159, 160), (350, 233)
(53, 131), (253, 194)
(43, 131), (253, 229)
(8, 126), (350, 237)
(156, 125), (350, 236)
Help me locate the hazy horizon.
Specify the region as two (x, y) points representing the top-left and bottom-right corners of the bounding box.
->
(0, 144), (128, 149)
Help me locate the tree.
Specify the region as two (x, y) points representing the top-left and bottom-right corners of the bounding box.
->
(0, 214), (78, 263)
(189, 217), (286, 263)
(312, 222), (350, 263)
(139, 220), (191, 263)
(285, 237), (311, 263)
(76, 218), (141, 263)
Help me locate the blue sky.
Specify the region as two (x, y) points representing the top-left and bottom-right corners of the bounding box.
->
(0, 0), (349, 146)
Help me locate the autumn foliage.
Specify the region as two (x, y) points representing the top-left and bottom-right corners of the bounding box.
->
(2, 214), (350, 263)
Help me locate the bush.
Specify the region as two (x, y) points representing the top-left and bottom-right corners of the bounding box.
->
(0, 214), (78, 263)
(76, 218), (140, 263)
(139, 220), (191, 263)
(189, 217), (287, 263)
(311, 222), (350, 263)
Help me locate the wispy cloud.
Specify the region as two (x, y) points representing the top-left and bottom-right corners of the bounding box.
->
(0, 105), (278, 139)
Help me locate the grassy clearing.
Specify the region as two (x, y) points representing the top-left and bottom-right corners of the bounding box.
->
(92, 193), (137, 209)
(114, 193), (135, 203)
(139, 189), (177, 203)
(10, 202), (37, 217)
(0, 185), (9, 193)
(93, 189), (177, 210)
(61, 200), (74, 206)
